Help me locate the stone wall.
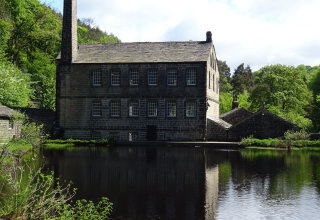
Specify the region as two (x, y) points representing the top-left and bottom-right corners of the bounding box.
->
(228, 109), (299, 141)
(0, 118), (19, 140)
(57, 62), (215, 141)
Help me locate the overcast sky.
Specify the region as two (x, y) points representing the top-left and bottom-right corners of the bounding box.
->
(40, 0), (320, 71)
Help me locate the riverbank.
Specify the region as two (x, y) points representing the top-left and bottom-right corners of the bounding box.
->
(240, 138), (320, 149)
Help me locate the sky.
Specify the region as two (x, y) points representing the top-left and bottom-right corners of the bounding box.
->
(40, 0), (320, 71)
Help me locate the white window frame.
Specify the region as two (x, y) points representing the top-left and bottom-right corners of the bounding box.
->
(128, 101), (139, 117)
(129, 70), (139, 86)
(186, 69), (196, 86)
(186, 101), (196, 117)
(92, 70), (102, 86)
(148, 100), (157, 117)
(167, 100), (177, 117)
(111, 71), (120, 86)
(128, 132), (138, 142)
(92, 100), (102, 117)
(167, 69), (177, 86)
(110, 100), (121, 117)
(148, 70), (158, 86)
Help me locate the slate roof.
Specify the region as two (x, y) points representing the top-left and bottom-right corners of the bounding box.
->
(207, 116), (232, 129)
(57, 41), (213, 63)
(0, 106), (14, 118)
(220, 107), (253, 125)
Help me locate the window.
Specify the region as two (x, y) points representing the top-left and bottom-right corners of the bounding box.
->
(167, 100), (177, 117)
(111, 71), (120, 86)
(148, 70), (158, 86)
(8, 120), (13, 129)
(148, 100), (157, 117)
(128, 132), (138, 142)
(167, 69), (177, 86)
(110, 100), (121, 117)
(209, 72), (211, 89)
(92, 100), (101, 117)
(91, 131), (101, 140)
(92, 70), (101, 86)
(186, 69), (196, 86)
(212, 75), (215, 91)
(186, 101), (196, 117)
(129, 70), (139, 86)
(129, 101), (139, 117)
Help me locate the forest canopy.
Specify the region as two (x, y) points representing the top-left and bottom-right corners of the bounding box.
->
(0, 0), (120, 109)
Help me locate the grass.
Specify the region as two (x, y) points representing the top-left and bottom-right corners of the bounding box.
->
(240, 138), (320, 148)
(0, 139), (33, 153)
(43, 138), (114, 149)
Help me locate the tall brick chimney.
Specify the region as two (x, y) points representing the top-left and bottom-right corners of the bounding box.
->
(61, 0), (78, 63)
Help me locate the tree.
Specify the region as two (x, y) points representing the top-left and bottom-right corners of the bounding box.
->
(249, 64), (312, 130)
(231, 63), (254, 94)
(0, 62), (33, 107)
(217, 60), (232, 92)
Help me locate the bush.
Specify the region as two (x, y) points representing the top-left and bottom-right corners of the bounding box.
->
(284, 130), (310, 140)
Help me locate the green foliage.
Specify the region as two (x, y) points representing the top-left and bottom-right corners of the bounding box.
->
(284, 130), (310, 140)
(57, 197), (113, 220)
(0, 0), (120, 110)
(231, 63), (254, 94)
(0, 62), (33, 107)
(249, 65), (313, 130)
(240, 137), (320, 148)
(217, 60), (232, 93)
(219, 92), (233, 114)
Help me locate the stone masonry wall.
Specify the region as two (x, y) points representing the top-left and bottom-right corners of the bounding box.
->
(58, 62), (208, 141)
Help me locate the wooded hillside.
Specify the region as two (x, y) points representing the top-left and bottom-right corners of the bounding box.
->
(0, 0), (120, 110)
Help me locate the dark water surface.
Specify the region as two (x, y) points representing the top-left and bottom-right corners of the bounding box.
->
(43, 147), (320, 219)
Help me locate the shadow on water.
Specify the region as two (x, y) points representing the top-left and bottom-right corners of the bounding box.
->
(42, 146), (320, 219)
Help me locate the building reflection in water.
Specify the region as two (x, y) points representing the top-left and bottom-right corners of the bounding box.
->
(44, 146), (220, 219)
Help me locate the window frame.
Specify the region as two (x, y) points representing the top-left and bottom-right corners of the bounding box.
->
(167, 69), (177, 86)
(128, 132), (138, 142)
(91, 100), (102, 117)
(92, 70), (102, 87)
(111, 70), (120, 86)
(129, 69), (139, 86)
(128, 100), (139, 117)
(167, 100), (177, 118)
(147, 100), (158, 117)
(186, 68), (197, 86)
(185, 100), (196, 118)
(110, 100), (121, 117)
(148, 69), (158, 86)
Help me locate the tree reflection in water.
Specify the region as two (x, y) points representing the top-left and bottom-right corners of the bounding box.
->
(43, 147), (320, 219)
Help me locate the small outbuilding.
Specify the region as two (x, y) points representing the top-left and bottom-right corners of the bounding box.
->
(208, 107), (299, 141)
(0, 106), (19, 140)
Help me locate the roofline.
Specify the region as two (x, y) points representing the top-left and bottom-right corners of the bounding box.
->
(56, 60), (208, 64)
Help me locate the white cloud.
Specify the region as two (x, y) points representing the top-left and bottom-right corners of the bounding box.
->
(41, 0), (320, 71)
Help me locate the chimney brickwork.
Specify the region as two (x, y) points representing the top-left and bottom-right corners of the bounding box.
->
(61, 0), (78, 63)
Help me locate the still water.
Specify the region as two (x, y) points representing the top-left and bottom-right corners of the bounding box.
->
(43, 147), (320, 219)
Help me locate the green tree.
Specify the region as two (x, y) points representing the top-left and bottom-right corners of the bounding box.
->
(0, 62), (33, 107)
(249, 64), (312, 130)
(217, 60), (232, 92)
(231, 63), (254, 94)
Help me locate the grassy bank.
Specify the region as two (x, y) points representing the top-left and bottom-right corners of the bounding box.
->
(241, 138), (320, 148)
(44, 138), (113, 149)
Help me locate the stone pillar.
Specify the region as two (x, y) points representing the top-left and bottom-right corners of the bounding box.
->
(61, 0), (78, 63)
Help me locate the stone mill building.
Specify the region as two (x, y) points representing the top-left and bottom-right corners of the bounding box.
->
(56, 0), (220, 141)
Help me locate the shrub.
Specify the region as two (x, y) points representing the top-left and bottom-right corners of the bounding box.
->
(284, 130), (310, 140)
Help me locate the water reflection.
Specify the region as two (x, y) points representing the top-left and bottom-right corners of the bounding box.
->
(43, 147), (320, 219)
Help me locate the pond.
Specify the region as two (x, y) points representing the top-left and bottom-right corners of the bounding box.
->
(43, 146), (320, 219)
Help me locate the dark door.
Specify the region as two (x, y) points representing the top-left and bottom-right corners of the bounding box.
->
(147, 125), (157, 141)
